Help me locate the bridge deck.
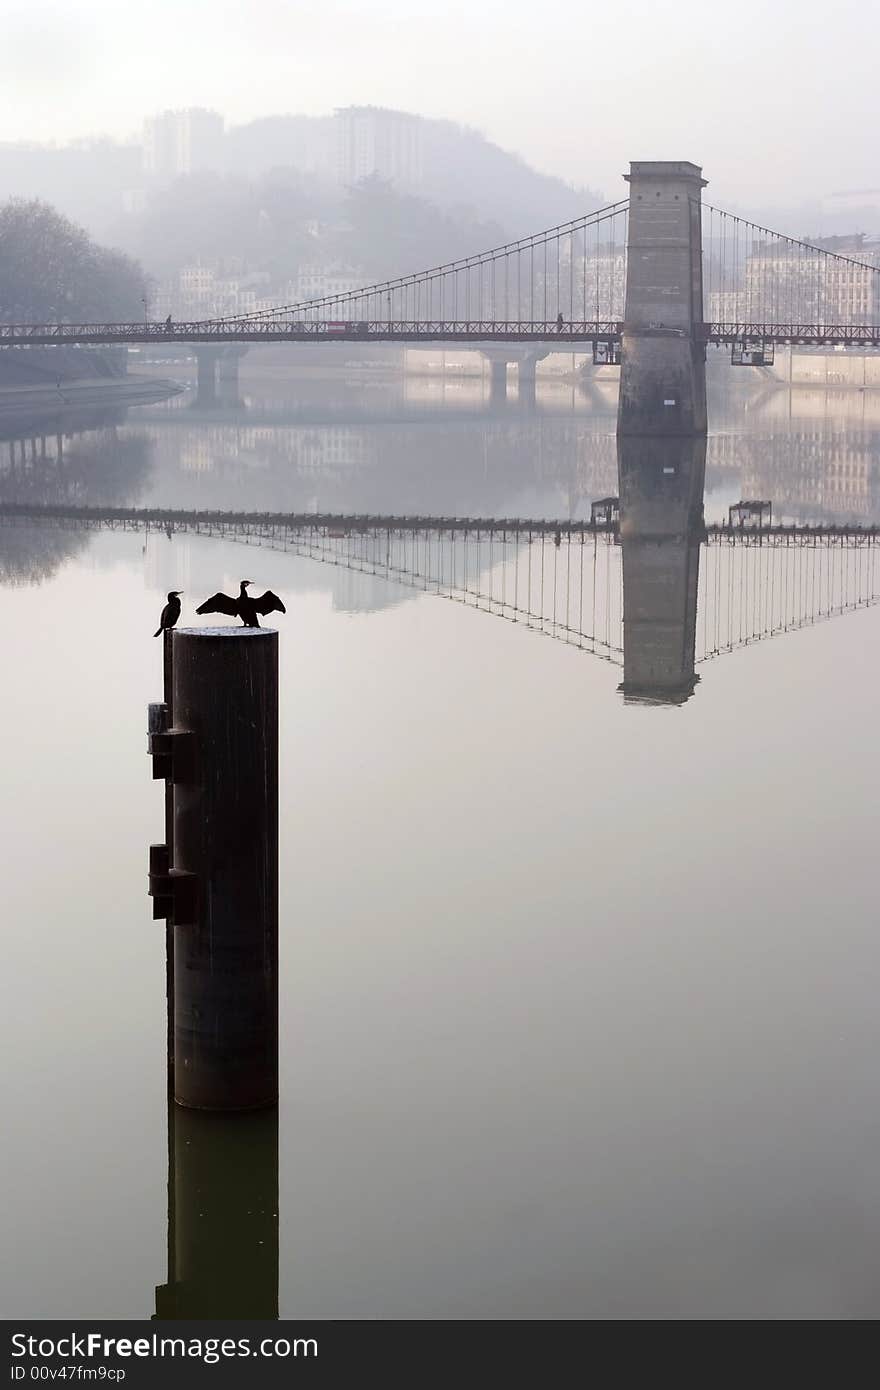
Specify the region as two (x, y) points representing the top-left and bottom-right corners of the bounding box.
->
(0, 321), (877, 348)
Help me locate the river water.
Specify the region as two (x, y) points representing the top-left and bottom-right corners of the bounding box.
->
(2, 358), (880, 1318)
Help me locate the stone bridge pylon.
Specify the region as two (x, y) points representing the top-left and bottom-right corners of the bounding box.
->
(617, 161), (708, 438)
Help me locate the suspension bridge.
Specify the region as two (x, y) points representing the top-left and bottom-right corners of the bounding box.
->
(1, 162), (877, 432)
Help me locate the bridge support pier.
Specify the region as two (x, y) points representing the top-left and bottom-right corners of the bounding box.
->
(618, 162), (708, 438)
(195, 349), (222, 407)
(218, 347), (247, 408)
(483, 349), (550, 409)
(517, 352), (548, 409)
(518, 358), (536, 407)
(483, 354), (509, 406)
(195, 347), (247, 408)
(490, 358), (508, 405)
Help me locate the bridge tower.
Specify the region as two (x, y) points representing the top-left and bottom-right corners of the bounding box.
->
(618, 161), (708, 437)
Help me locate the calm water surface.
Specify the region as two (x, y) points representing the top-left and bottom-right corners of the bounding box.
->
(2, 361), (880, 1318)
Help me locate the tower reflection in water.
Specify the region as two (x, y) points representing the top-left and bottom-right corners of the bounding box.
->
(617, 436), (707, 706)
(154, 1104), (279, 1319)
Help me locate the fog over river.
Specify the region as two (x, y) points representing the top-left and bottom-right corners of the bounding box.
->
(3, 364), (880, 1317)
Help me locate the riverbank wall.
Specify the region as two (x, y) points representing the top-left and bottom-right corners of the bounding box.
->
(0, 346), (181, 417)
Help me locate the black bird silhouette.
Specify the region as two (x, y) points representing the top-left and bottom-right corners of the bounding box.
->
(196, 579), (286, 627)
(153, 590), (183, 637)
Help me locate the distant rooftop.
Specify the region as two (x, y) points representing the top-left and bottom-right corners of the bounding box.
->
(333, 105), (422, 120)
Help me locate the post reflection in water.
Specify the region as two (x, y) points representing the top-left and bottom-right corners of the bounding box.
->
(154, 1103), (279, 1320)
(617, 437), (706, 706)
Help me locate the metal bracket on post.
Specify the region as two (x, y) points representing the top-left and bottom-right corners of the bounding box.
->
(147, 704), (197, 783)
(148, 702), (171, 779)
(148, 843), (199, 926)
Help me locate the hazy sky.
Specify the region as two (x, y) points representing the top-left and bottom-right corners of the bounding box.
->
(2, 0), (877, 206)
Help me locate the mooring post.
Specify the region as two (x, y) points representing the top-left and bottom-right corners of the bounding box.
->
(163, 630), (174, 1077)
(171, 628), (279, 1110)
(147, 630), (176, 1078)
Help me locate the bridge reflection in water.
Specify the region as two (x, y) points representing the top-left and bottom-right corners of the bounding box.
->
(617, 438), (705, 704)
(5, 444), (880, 704)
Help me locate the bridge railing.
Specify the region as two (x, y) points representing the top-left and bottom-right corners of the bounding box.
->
(705, 322), (880, 347)
(0, 319), (625, 346)
(2, 318), (877, 349)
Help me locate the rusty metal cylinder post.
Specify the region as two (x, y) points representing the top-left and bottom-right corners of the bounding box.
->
(171, 627), (279, 1110)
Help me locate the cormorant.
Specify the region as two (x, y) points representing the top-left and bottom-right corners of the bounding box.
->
(153, 591), (183, 637)
(196, 580), (286, 627)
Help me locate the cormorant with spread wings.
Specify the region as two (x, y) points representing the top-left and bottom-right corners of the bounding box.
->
(196, 579), (286, 628)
